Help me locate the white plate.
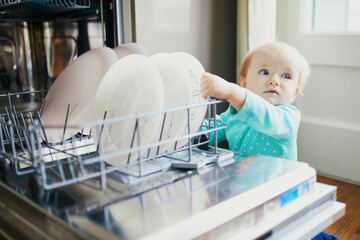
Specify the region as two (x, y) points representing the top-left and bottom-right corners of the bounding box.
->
(148, 53), (191, 155)
(92, 54), (164, 166)
(113, 42), (148, 59)
(41, 47), (118, 143)
(171, 52), (207, 148)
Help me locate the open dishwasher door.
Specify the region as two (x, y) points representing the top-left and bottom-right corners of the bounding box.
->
(60, 155), (344, 240)
(0, 145), (345, 240)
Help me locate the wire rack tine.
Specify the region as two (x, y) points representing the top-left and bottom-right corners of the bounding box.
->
(11, 106), (25, 152)
(79, 128), (84, 141)
(22, 127), (32, 158)
(7, 93), (12, 115)
(96, 111), (107, 152)
(67, 135), (77, 179)
(127, 117), (138, 165)
(28, 125), (38, 166)
(0, 117), (10, 145)
(67, 157), (76, 180)
(135, 117), (143, 177)
(40, 99), (46, 117)
(87, 128), (92, 140)
(61, 104), (70, 145)
(187, 107), (192, 162)
(77, 154), (85, 177)
(9, 122), (16, 157)
(156, 112), (167, 156)
(99, 155), (106, 190)
(36, 112), (56, 162)
(0, 122), (5, 152)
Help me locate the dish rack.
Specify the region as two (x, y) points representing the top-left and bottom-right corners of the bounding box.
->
(0, 0), (92, 19)
(0, 90), (233, 198)
(0, 0), (90, 9)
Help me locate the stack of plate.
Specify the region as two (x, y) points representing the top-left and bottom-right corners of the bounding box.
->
(41, 43), (207, 166)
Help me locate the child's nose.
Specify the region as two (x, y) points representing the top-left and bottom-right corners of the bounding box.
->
(267, 77), (279, 87)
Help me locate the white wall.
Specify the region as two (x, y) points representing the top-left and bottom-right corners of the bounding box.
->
(277, 0), (360, 183)
(134, 0), (237, 115)
(298, 65), (360, 183)
(134, 0), (237, 84)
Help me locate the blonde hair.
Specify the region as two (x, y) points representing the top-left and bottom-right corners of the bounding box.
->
(239, 42), (310, 94)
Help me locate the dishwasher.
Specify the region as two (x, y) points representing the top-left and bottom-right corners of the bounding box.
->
(0, 1), (345, 239)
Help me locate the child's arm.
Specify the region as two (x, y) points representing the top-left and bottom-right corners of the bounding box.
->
(236, 90), (301, 138)
(200, 73), (300, 139)
(200, 73), (246, 111)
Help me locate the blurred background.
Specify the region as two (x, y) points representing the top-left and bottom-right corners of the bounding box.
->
(277, 0), (360, 184)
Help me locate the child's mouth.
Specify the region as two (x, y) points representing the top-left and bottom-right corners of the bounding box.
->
(264, 90), (279, 95)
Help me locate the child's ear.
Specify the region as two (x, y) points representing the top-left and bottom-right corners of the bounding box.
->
(240, 76), (246, 87)
(294, 87), (301, 97)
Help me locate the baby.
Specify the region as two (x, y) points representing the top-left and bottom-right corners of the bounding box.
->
(200, 41), (310, 161)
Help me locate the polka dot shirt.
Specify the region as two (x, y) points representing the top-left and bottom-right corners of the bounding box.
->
(203, 89), (301, 161)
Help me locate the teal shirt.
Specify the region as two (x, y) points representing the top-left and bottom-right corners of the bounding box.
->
(204, 89), (301, 161)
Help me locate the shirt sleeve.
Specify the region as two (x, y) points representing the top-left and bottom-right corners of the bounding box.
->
(229, 89), (301, 139)
(202, 107), (232, 145)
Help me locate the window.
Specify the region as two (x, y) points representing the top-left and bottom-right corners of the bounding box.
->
(302, 0), (360, 33)
(277, 0), (360, 67)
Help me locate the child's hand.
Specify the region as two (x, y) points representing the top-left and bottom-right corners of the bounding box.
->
(201, 72), (246, 111)
(200, 72), (231, 100)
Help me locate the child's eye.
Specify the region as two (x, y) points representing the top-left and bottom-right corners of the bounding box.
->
(282, 73), (291, 79)
(259, 69), (269, 75)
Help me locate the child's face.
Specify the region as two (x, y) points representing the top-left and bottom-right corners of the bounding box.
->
(240, 47), (301, 106)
